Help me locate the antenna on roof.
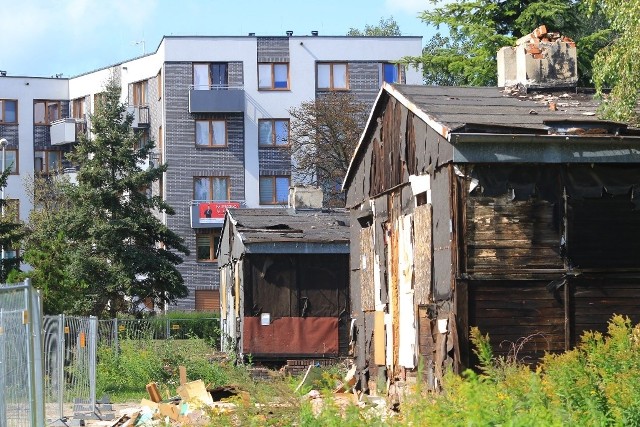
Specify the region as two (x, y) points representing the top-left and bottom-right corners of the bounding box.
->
(134, 40), (146, 55)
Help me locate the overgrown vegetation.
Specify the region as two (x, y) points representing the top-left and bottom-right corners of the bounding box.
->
(97, 316), (640, 425)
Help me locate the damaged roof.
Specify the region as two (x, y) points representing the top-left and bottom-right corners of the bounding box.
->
(386, 84), (640, 138)
(226, 208), (350, 252)
(343, 83), (640, 190)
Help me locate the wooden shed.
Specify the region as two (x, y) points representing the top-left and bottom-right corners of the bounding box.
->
(217, 207), (351, 361)
(342, 82), (640, 392)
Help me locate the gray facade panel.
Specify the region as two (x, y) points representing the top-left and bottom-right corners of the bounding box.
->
(164, 61), (245, 310)
(258, 147), (290, 175)
(0, 125), (19, 147)
(257, 37), (289, 63)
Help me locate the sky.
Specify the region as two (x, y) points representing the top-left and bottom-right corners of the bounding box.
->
(0, 0), (438, 78)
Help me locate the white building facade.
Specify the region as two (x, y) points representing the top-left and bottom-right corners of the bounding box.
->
(0, 34), (422, 310)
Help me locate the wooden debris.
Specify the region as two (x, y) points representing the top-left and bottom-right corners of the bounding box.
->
(145, 382), (161, 403)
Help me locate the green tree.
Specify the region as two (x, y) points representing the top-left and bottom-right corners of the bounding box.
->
(288, 93), (369, 207)
(0, 167), (25, 282)
(23, 76), (188, 316)
(407, 0), (612, 87)
(347, 16), (402, 36)
(589, 0), (640, 124)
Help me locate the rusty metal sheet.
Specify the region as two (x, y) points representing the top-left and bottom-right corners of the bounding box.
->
(414, 204), (433, 305)
(242, 317), (338, 356)
(360, 226), (375, 311)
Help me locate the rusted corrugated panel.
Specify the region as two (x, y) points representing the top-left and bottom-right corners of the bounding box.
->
(388, 191), (401, 372)
(360, 226), (375, 311)
(243, 317), (338, 356)
(414, 204), (432, 305)
(466, 196), (563, 277)
(469, 280), (565, 364)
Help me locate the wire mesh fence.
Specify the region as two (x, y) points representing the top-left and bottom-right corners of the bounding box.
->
(0, 280), (44, 427)
(98, 317), (220, 350)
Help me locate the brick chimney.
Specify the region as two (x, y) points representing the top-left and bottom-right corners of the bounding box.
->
(288, 186), (324, 210)
(497, 25), (577, 89)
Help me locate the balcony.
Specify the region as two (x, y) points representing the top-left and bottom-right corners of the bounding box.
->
(50, 118), (86, 145)
(189, 85), (245, 113)
(191, 200), (243, 228)
(126, 106), (150, 128)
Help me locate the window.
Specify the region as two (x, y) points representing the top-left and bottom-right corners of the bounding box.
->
(259, 119), (289, 146)
(157, 70), (162, 100)
(382, 63), (403, 84)
(131, 80), (148, 106)
(259, 176), (290, 205)
(258, 63), (289, 90)
(34, 150), (62, 174)
(72, 97), (85, 119)
(193, 63), (229, 89)
(194, 177), (230, 201)
(195, 120), (227, 147)
(34, 100), (61, 124)
(0, 100), (17, 123)
(196, 229), (221, 262)
(0, 149), (18, 174)
(317, 63), (348, 90)
(94, 92), (106, 110)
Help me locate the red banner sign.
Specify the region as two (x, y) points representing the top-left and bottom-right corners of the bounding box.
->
(198, 202), (240, 223)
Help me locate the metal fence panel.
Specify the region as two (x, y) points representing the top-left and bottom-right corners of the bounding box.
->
(0, 280), (44, 427)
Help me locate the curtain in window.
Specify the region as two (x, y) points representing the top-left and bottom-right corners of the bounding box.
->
(212, 177), (228, 201)
(193, 64), (209, 90)
(259, 177), (274, 204)
(259, 121), (273, 145)
(194, 177), (209, 200)
(274, 64), (288, 88)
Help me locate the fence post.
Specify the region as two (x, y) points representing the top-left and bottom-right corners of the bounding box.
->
(29, 281), (45, 426)
(57, 314), (65, 420)
(166, 317), (170, 340)
(89, 316), (98, 413)
(113, 317), (119, 356)
(0, 307), (5, 427)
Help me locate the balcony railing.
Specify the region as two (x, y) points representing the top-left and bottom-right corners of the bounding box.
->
(190, 200), (244, 228)
(50, 118), (86, 145)
(189, 85), (245, 113)
(126, 105), (150, 128)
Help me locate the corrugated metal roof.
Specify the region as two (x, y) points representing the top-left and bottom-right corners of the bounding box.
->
(228, 208), (350, 244)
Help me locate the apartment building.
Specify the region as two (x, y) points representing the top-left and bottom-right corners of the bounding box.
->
(0, 33), (422, 311)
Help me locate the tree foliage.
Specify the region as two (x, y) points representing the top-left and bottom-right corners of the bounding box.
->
(589, 0), (640, 124)
(0, 167), (25, 283)
(23, 76), (188, 315)
(288, 93), (369, 207)
(406, 0), (612, 87)
(347, 16), (402, 36)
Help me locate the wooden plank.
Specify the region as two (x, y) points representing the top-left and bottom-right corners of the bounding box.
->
(414, 204), (432, 305)
(146, 382), (162, 403)
(360, 226), (375, 311)
(374, 311), (385, 365)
